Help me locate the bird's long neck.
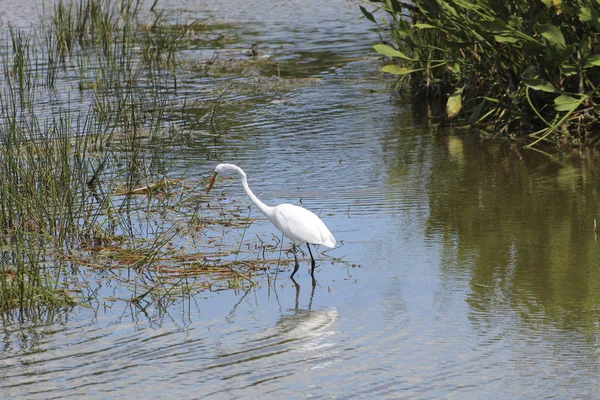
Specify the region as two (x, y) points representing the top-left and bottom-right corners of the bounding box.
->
(240, 173), (272, 217)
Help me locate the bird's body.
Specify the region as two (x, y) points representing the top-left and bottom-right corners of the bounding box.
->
(207, 163), (335, 278)
(268, 203), (336, 247)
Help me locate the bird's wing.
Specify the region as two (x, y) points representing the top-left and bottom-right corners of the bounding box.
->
(271, 204), (335, 247)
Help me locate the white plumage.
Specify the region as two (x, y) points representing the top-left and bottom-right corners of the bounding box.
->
(207, 163), (335, 278)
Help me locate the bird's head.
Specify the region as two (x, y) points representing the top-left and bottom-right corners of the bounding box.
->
(207, 163), (245, 193)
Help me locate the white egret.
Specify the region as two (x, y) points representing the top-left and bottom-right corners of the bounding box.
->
(206, 163), (336, 278)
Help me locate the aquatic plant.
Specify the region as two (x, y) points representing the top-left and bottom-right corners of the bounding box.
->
(364, 0), (600, 146)
(0, 0), (204, 318)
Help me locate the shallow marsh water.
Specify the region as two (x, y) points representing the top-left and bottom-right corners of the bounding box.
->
(2, 0), (600, 399)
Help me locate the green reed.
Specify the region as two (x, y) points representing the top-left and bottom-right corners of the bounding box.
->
(0, 0), (200, 318)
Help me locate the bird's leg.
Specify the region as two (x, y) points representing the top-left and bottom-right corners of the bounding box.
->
(306, 243), (316, 277)
(291, 276), (300, 309)
(290, 243), (300, 279)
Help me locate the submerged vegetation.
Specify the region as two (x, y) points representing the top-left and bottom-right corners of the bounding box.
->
(0, 0), (300, 319)
(364, 0), (600, 146)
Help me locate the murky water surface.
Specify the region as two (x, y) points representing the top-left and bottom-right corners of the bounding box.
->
(2, 0), (600, 398)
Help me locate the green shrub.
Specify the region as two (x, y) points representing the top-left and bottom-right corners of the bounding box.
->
(364, 0), (600, 146)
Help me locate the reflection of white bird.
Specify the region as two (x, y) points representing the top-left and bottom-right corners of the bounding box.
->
(277, 309), (339, 339)
(207, 163), (336, 278)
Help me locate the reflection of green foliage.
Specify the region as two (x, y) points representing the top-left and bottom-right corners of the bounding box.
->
(364, 0), (600, 145)
(427, 134), (600, 328)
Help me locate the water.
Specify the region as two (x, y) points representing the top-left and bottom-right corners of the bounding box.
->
(2, 0), (600, 398)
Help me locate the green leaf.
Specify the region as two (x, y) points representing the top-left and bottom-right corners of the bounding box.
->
(537, 23), (566, 49)
(451, 62), (460, 74)
(359, 6), (376, 24)
(381, 65), (411, 75)
(579, 7), (594, 22)
(560, 63), (577, 76)
(482, 97), (500, 103)
(494, 35), (520, 43)
(508, 15), (524, 30)
(521, 66), (537, 79)
(447, 88), (463, 119)
(523, 78), (556, 93)
(581, 6), (600, 29)
(586, 54), (600, 67)
(481, 18), (510, 33)
(413, 23), (435, 29)
(469, 99), (486, 124)
(554, 94), (583, 112)
(385, 0), (402, 13)
(373, 44), (416, 61)
(439, 1), (458, 17)
(453, 0), (477, 10)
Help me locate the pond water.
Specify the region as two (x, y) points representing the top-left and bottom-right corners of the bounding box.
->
(2, 0), (600, 399)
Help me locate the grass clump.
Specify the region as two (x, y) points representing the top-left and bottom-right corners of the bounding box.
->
(364, 0), (600, 147)
(0, 0), (203, 318)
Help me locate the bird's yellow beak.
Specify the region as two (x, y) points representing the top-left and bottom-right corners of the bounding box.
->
(206, 172), (217, 193)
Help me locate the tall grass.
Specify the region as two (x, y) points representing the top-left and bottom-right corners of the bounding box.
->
(0, 0), (193, 318)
